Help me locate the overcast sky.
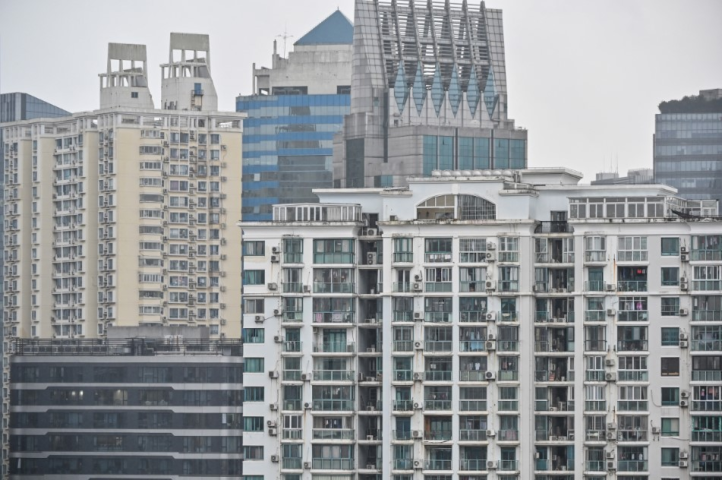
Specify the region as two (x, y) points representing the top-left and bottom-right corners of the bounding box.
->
(1, 0), (721, 182)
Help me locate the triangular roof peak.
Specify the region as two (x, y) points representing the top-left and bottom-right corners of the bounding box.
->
(294, 10), (353, 46)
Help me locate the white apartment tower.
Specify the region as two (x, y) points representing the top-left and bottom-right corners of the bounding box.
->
(2, 35), (243, 342)
(161, 33), (219, 112)
(239, 169), (722, 480)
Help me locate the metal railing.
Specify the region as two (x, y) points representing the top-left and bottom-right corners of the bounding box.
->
(459, 400), (487, 411)
(313, 282), (355, 293)
(312, 428), (355, 440)
(693, 310), (722, 321)
(12, 338), (242, 357)
(617, 281), (647, 292)
(459, 429), (487, 441)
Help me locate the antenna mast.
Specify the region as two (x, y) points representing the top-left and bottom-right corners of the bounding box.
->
(276, 27), (294, 58)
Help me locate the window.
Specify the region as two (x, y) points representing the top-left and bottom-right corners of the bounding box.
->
(131, 91), (139, 98)
(243, 446), (264, 460)
(661, 448), (679, 466)
(243, 328), (264, 344)
(243, 241), (265, 256)
(243, 270), (265, 285)
(618, 236), (648, 261)
(661, 238), (680, 256)
(662, 267), (679, 286)
(244, 387), (264, 402)
(425, 238), (452, 263)
(243, 417), (264, 432)
(245, 358), (265, 373)
(459, 238), (487, 263)
(661, 418), (680, 436)
(661, 297), (680, 316)
(661, 358), (680, 376)
(499, 237), (519, 262)
(313, 239), (354, 264)
(661, 387), (679, 406)
(661, 328), (680, 346)
(393, 237), (414, 263)
(244, 298), (264, 314)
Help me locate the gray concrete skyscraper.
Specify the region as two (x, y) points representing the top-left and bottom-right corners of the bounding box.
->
(333, 0), (527, 188)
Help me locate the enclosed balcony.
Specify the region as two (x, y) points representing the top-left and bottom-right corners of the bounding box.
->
(534, 327), (575, 353)
(692, 326), (722, 351)
(424, 446), (451, 471)
(617, 326), (648, 352)
(534, 268), (575, 294)
(535, 386), (574, 412)
(459, 416), (488, 441)
(312, 416), (355, 441)
(459, 357), (488, 382)
(535, 446), (574, 472)
(535, 416), (573, 441)
(617, 266), (647, 292)
(535, 357), (574, 383)
(618, 297), (648, 321)
(617, 416), (648, 441)
(425, 358), (452, 382)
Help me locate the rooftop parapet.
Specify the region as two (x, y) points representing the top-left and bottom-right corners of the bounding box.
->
(99, 43), (155, 109)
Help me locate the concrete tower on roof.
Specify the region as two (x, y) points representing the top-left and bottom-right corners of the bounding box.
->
(160, 33), (219, 111)
(99, 43), (155, 110)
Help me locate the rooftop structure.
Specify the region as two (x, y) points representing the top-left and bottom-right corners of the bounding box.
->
(160, 33), (218, 111)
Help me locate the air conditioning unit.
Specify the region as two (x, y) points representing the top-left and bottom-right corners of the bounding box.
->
(679, 460), (688, 468)
(680, 340), (689, 348)
(605, 372), (616, 382)
(680, 391), (690, 399)
(679, 308), (689, 316)
(273, 335), (282, 343)
(304, 402), (312, 409)
(413, 373), (422, 381)
(413, 460), (422, 470)
(607, 461), (616, 470)
(486, 460), (497, 469)
(272, 246), (280, 254)
(303, 285), (311, 293)
(681, 246), (689, 254)
(271, 455), (279, 463)
(680, 451), (689, 459)
(485, 280), (496, 291)
(485, 371), (496, 381)
(606, 284), (616, 292)
(221, 319), (227, 326)
(486, 252), (496, 262)
(414, 341), (423, 350)
(487, 333), (496, 341)
(270, 255), (279, 263)
(268, 370), (279, 379)
(605, 359), (615, 367)
(680, 399), (689, 407)
(366, 228), (377, 236)
(367, 252), (377, 265)
(486, 312), (497, 321)
(606, 451), (615, 459)
(412, 283), (422, 292)
(487, 242), (496, 250)
(680, 281), (689, 291)
(652, 426), (661, 435)
(269, 403), (278, 411)
(606, 431), (616, 440)
(301, 373), (309, 381)
(413, 402), (422, 410)
(681, 253), (689, 262)
(412, 430), (421, 438)
(268, 283), (278, 291)
(679, 332), (689, 341)
(607, 308), (616, 316)
(485, 340), (496, 351)
(255, 315), (263, 323)
(304, 462), (311, 470)
(607, 423), (617, 430)
(414, 274), (423, 282)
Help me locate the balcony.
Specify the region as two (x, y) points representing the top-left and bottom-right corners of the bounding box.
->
(283, 428), (303, 440)
(282, 282), (304, 293)
(313, 341), (354, 353)
(459, 281), (486, 292)
(618, 281), (647, 292)
(499, 459), (519, 471)
(585, 251), (606, 263)
(617, 460), (648, 472)
(584, 281), (606, 292)
(393, 311), (414, 322)
(313, 312), (355, 324)
(499, 281), (519, 292)
(618, 310), (648, 322)
(618, 371), (648, 382)
(283, 341), (302, 353)
(691, 250), (722, 261)
(585, 430), (607, 442)
(499, 399), (519, 411)
(584, 340), (607, 352)
(459, 340), (486, 352)
(312, 399), (354, 411)
(283, 253), (303, 264)
(584, 400), (607, 412)
(694, 280), (722, 291)
(313, 253), (354, 264)
(393, 340), (414, 352)
(585, 460), (605, 472)
(497, 341), (519, 352)
(693, 459), (722, 472)
(393, 430), (412, 440)
(313, 370), (355, 382)
(283, 370), (302, 381)
(459, 400), (487, 411)
(393, 283), (411, 293)
(425, 371), (452, 381)
(460, 311), (488, 323)
(283, 311), (303, 322)
(314, 282), (355, 294)
(584, 310), (605, 322)
(394, 370), (414, 382)
(497, 430), (519, 442)
(283, 458), (302, 470)
(692, 400), (722, 411)
(424, 430), (452, 441)
(425, 459), (452, 470)
(424, 399), (452, 411)
(535, 458), (574, 471)
(425, 282), (452, 293)
(535, 221), (574, 234)
(617, 430), (648, 442)
(394, 459), (413, 470)
(393, 400), (414, 412)
(617, 400), (648, 411)
(460, 459), (488, 471)
(425, 312), (451, 323)
(312, 429), (355, 440)
(498, 370), (519, 381)
(693, 310), (722, 321)
(691, 430), (722, 442)
(535, 252), (575, 264)
(393, 252), (413, 263)
(459, 430), (488, 441)
(535, 311), (574, 323)
(312, 458), (354, 470)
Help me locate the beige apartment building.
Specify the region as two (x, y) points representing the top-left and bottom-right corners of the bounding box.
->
(2, 35), (243, 344)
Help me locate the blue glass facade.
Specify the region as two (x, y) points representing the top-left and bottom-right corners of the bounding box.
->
(237, 94), (350, 221)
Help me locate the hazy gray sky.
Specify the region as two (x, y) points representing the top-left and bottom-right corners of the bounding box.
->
(1, 0), (721, 182)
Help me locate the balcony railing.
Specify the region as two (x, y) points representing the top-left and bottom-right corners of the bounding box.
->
(312, 428), (355, 440)
(283, 370), (302, 381)
(459, 429), (487, 441)
(393, 400), (414, 411)
(394, 370), (414, 382)
(585, 310), (605, 322)
(460, 311), (488, 323)
(393, 283), (411, 293)
(424, 400), (452, 411)
(282, 282), (304, 293)
(459, 371), (487, 382)
(584, 400), (607, 412)
(617, 400), (648, 411)
(459, 340), (486, 352)
(283, 458), (302, 469)
(535, 221), (574, 234)
(313, 253), (354, 264)
(585, 460), (605, 472)
(535, 458), (574, 471)
(693, 310), (722, 321)
(692, 339), (722, 351)
(425, 282), (452, 293)
(691, 430), (722, 442)
(618, 371), (649, 382)
(585, 430), (607, 441)
(283, 253), (303, 264)
(499, 459), (519, 471)
(425, 312), (451, 323)
(313, 370), (355, 381)
(693, 280), (722, 291)
(692, 370), (722, 381)
(312, 399), (354, 411)
(618, 310), (648, 322)
(499, 281), (519, 292)
(425, 459), (452, 470)
(497, 430), (519, 441)
(584, 340), (607, 352)
(585, 251), (606, 262)
(499, 311), (519, 322)
(393, 340), (414, 352)
(618, 460), (648, 472)
(584, 281), (606, 292)
(497, 341), (519, 352)
(314, 282), (355, 294)
(617, 340), (648, 352)
(459, 281), (485, 292)
(393, 311), (413, 322)
(393, 252), (413, 263)
(283, 341), (302, 352)
(313, 312), (355, 324)
(617, 430), (648, 441)
(459, 400), (487, 411)
(283, 428), (303, 440)
(693, 459), (722, 472)
(313, 341), (354, 353)
(425, 371), (452, 381)
(394, 459), (413, 470)
(618, 281), (647, 292)
(424, 430), (452, 441)
(586, 370), (606, 382)
(498, 370), (519, 381)
(498, 400), (519, 411)
(393, 429), (412, 440)
(692, 400), (722, 411)
(425, 341), (452, 352)
(535, 311), (574, 323)
(312, 458), (354, 470)
(460, 459), (488, 471)
(283, 311), (303, 322)
(691, 250), (722, 261)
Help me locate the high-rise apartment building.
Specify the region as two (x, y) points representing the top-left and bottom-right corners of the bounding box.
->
(333, 0), (528, 188)
(1, 93), (69, 352)
(8, 326), (243, 479)
(2, 35), (243, 477)
(237, 11), (353, 221)
(654, 88), (722, 205)
(240, 169), (720, 480)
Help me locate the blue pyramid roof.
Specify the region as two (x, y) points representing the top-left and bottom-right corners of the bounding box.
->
(294, 10), (353, 46)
